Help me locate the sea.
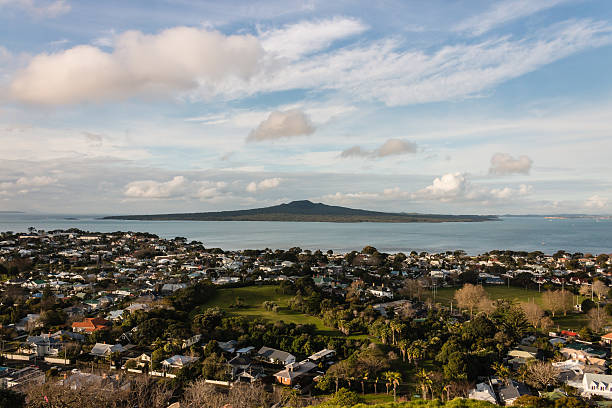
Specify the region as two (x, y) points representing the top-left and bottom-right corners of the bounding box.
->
(0, 213), (610, 255)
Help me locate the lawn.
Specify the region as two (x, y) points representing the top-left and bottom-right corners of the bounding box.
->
(203, 285), (344, 336)
(434, 285), (543, 307)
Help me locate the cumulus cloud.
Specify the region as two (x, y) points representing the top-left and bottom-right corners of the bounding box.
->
(10, 26), (263, 104)
(324, 174), (533, 206)
(413, 172), (533, 202)
(260, 17), (367, 60)
(246, 177), (282, 193)
(124, 176), (188, 199)
(584, 194), (609, 209)
(247, 110), (314, 142)
(0, 0), (70, 18)
(341, 138), (417, 158)
(489, 153), (533, 175)
(124, 176), (230, 200)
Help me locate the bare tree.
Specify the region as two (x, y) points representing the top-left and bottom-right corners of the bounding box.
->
(454, 284), (488, 318)
(478, 298), (496, 316)
(542, 290), (572, 317)
(521, 302), (545, 329)
(523, 361), (560, 390)
(593, 280), (608, 302)
(588, 307), (607, 333)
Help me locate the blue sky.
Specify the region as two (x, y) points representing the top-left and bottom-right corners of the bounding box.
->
(0, 0), (611, 215)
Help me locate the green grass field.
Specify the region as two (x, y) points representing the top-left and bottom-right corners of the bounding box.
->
(432, 285), (606, 330)
(433, 285), (543, 307)
(203, 285), (344, 336)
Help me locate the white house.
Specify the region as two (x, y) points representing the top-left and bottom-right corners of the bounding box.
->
(583, 373), (612, 399)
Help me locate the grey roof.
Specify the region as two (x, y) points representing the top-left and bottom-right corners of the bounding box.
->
(258, 346), (295, 362)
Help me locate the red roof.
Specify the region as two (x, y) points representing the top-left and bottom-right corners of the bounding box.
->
(72, 317), (109, 332)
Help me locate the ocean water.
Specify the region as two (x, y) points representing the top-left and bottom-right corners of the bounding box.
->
(0, 213), (610, 255)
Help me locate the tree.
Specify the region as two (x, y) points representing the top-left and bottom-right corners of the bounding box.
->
(521, 302), (545, 329)
(542, 290), (572, 317)
(523, 361), (560, 390)
(415, 369), (432, 400)
(383, 371), (401, 402)
(0, 388), (25, 408)
(593, 280), (608, 302)
(454, 284), (488, 318)
(588, 307), (606, 333)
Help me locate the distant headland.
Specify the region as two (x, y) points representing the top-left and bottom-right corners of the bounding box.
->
(103, 200), (498, 223)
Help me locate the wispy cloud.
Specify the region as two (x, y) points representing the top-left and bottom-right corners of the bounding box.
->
(453, 0), (572, 36)
(0, 0), (70, 18)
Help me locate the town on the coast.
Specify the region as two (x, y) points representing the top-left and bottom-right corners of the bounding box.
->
(0, 228), (611, 408)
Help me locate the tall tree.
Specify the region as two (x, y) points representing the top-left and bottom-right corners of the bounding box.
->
(454, 284), (488, 318)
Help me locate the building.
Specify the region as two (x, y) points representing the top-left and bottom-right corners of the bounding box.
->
(273, 361), (317, 386)
(72, 317), (110, 333)
(499, 381), (530, 406)
(162, 355), (198, 370)
(257, 346), (296, 365)
(468, 382), (497, 404)
(90, 343), (125, 357)
(583, 373), (612, 399)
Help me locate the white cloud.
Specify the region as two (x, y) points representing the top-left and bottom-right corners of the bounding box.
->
(0, 0), (70, 18)
(489, 153), (533, 175)
(247, 109), (315, 142)
(412, 172), (534, 202)
(0, 175), (57, 196)
(246, 177), (282, 193)
(236, 19), (612, 106)
(454, 0), (571, 36)
(585, 194), (609, 209)
(123, 177), (231, 201)
(124, 176), (188, 199)
(341, 138), (417, 158)
(10, 26), (263, 104)
(260, 17), (367, 60)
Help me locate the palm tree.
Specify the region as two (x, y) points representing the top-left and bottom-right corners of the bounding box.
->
(415, 369), (432, 400)
(384, 371), (401, 402)
(374, 376), (379, 394)
(492, 362), (511, 385)
(398, 339), (409, 362)
(361, 371), (368, 394)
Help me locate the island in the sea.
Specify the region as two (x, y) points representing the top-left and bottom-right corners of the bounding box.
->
(103, 199), (498, 223)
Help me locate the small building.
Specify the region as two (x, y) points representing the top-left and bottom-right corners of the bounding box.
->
(307, 349), (336, 365)
(468, 382), (497, 404)
(90, 343), (125, 357)
(257, 346), (296, 365)
(499, 380), (530, 406)
(273, 360), (317, 386)
(162, 355), (198, 370)
(72, 317), (110, 333)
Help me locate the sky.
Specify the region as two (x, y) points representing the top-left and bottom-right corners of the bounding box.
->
(0, 0), (611, 215)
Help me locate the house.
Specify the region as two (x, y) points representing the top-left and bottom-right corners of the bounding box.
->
(468, 382), (497, 404)
(90, 343), (125, 357)
(367, 286), (393, 299)
(561, 343), (607, 366)
(24, 334), (61, 357)
(601, 332), (612, 346)
(257, 346), (296, 365)
(498, 380), (530, 406)
(273, 360), (317, 386)
(583, 373), (612, 399)
(72, 317), (110, 333)
(218, 340), (237, 353)
(182, 334), (202, 349)
(308, 349), (336, 365)
(162, 355), (198, 370)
